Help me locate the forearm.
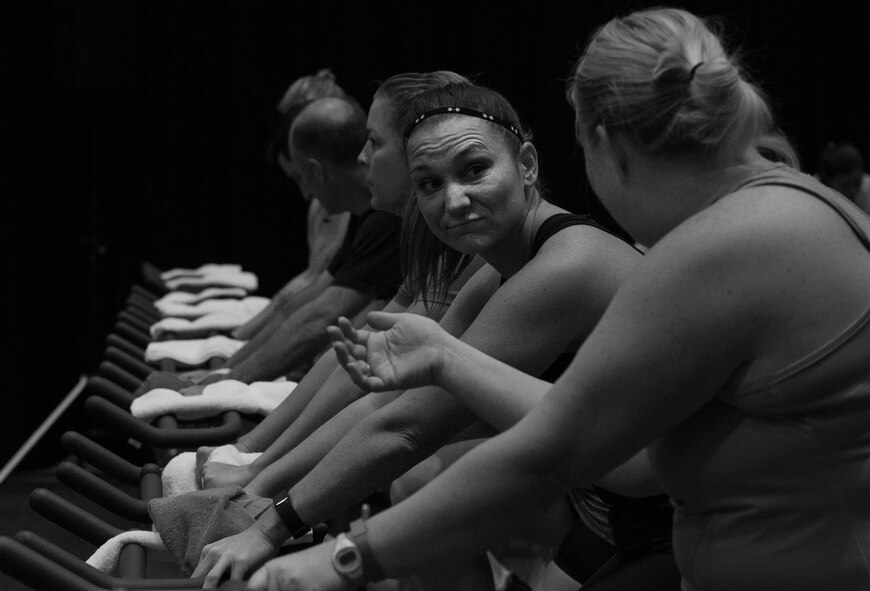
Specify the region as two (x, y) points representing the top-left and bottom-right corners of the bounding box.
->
(226, 312), (287, 369)
(236, 351), (343, 452)
(254, 367), (366, 467)
(240, 296), (405, 453)
(440, 338), (660, 496)
(233, 300), (279, 342)
(366, 427), (568, 577)
(234, 273), (330, 344)
(286, 391), (475, 526)
(246, 389), (402, 498)
(437, 335), (552, 431)
(225, 315), (331, 383)
(275, 271), (332, 316)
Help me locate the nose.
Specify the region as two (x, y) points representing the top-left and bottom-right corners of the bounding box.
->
(444, 182), (471, 215)
(357, 144), (369, 168)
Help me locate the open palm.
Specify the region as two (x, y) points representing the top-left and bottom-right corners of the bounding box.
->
(328, 312), (449, 392)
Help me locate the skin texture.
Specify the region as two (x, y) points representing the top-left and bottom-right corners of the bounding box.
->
(193, 115), (644, 587)
(249, 131), (870, 589)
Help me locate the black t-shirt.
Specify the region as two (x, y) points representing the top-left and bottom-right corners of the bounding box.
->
(327, 208), (402, 300)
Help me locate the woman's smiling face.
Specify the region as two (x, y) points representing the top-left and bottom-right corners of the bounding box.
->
(406, 116), (528, 255)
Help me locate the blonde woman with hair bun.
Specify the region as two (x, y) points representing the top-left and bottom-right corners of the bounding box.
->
(254, 8), (870, 591)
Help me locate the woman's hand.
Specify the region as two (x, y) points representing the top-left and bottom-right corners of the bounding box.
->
(200, 462), (255, 490)
(327, 311), (450, 392)
(247, 540), (354, 591)
(191, 527), (276, 588)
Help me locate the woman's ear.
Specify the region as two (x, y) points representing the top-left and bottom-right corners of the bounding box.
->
(518, 141), (539, 187)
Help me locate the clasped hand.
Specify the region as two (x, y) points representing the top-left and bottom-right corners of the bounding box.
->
(327, 311), (448, 392)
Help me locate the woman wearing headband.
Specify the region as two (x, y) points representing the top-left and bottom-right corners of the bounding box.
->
(194, 82), (666, 589)
(258, 6), (870, 591)
(195, 71), (481, 495)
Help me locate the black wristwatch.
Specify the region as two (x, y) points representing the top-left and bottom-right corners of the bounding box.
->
(271, 493), (310, 539)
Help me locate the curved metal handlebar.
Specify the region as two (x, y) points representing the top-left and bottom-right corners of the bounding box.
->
(98, 360), (143, 393)
(0, 536), (108, 591)
(30, 488), (122, 546)
(13, 530), (205, 589)
(104, 346), (154, 380)
(106, 332), (148, 359)
(85, 396), (243, 447)
(132, 281), (161, 301)
(114, 320), (151, 349)
(56, 462), (151, 523)
(124, 305), (159, 328)
(61, 431), (161, 485)
(88, 375), (138, 408)
(117, 310), (154, 336)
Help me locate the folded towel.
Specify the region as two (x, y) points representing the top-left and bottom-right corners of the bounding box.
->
(155, 287), (249, 308)
(164, 270), (258, 293)
(154, 296), (270, 320)
(131, 379), (296, 422)
(160, 264), (243, 281)
(150, 313), (249, 340)
(86, 530), (168, 573)
(161, 445), (262, 497)
(144, 336), (245, 367)
(149, 486), (272, 575)
(161, 452), (199, 497)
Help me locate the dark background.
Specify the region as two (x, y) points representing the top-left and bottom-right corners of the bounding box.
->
(3, 0), (869, 468)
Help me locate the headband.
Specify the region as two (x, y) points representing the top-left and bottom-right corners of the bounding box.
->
(404, 107), (525, 144)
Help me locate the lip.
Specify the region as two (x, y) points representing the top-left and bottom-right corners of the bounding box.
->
(445, 218), (484, 231)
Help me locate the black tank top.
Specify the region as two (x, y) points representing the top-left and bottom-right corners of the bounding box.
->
(512, 213), (630, 382)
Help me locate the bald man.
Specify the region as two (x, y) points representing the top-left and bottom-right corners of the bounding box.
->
(224, 97), (402, 382)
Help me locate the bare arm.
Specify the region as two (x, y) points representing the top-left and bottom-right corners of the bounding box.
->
(358, 244), (757, 576)
(239, 267), (500, 499)
(235, 348), (347, 453)
(334, 311), (657, 495)
(200, 227), (639, 584)
(281, 228), (637, 526)
(224, 284), (377, 383)
(232, 271), (333, 343)
(243, 297), (412, 467)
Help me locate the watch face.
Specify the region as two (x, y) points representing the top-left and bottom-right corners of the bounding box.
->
(333, 535), (364, 581)
(336, 548), (359, 568)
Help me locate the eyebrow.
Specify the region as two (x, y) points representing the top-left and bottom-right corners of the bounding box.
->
(409, 142), (490, 174)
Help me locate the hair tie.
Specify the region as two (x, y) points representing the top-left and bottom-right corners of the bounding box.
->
(404, 107), (524, 144)
(688, 62), (705, 82)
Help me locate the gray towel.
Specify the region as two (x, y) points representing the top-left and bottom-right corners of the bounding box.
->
(149, 485), (272, 575)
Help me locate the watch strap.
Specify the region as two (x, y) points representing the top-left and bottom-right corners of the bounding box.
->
(349, 518), (386, 582)
(271, 494), (310, 539)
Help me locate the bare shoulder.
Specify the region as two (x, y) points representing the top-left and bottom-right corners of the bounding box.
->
(661, 183), (869, 274)
(517, 221), (642, 292)
(626, 183), (870, 369)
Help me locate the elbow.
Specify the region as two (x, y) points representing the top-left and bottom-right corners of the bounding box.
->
(361, 412), (432, 460)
